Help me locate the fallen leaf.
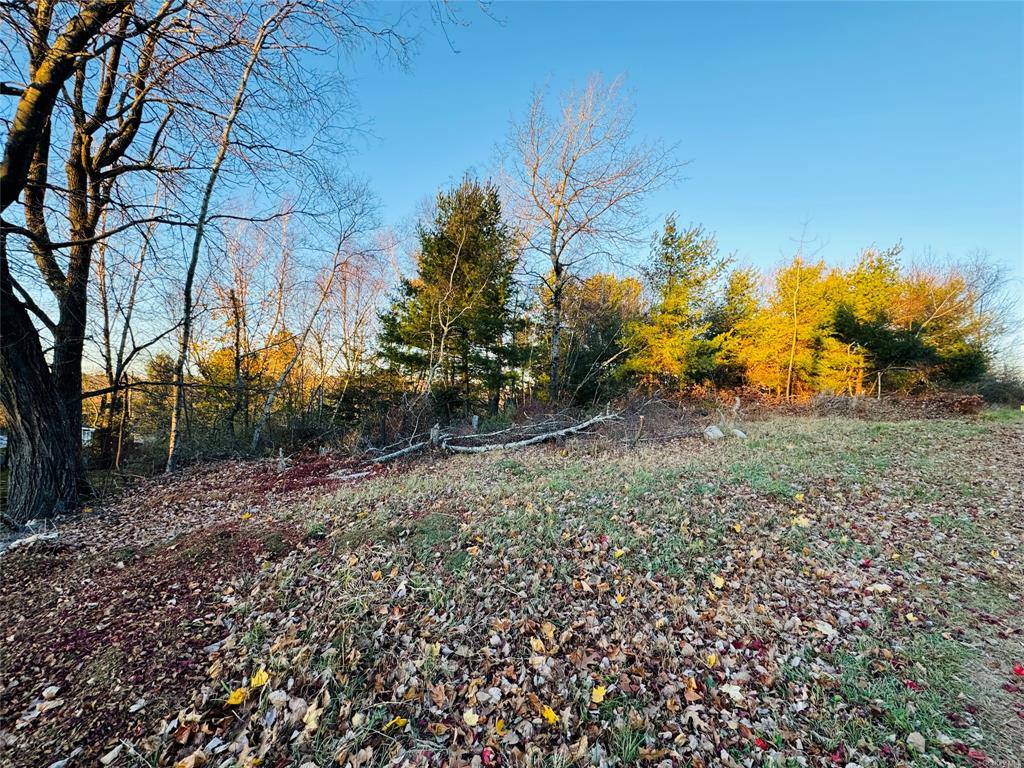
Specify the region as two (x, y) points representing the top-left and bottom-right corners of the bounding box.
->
(463, 709), (480, 726)
(591, 685), (606, 704)
(250, 669), (269, 688)
(226, 687), (247, 705)
(719, 683), (743, 702)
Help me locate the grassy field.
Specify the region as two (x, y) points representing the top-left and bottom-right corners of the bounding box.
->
(1, 412), (1022, 767)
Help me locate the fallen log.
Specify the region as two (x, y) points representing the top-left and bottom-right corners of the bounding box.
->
(443, 411), (618, 454)
(370, 441), (428, 464)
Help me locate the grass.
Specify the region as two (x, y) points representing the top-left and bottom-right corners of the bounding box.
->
(6, 413), (1021, 767)
(292, 415), (1019, 763)
(818, 634), (976, 763)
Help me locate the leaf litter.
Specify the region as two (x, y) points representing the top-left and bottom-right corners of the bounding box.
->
(0, 416), (1021, 768)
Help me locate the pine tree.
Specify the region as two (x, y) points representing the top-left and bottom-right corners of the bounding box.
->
(379, 178), (520, 414)
(624, 217), (730, 386)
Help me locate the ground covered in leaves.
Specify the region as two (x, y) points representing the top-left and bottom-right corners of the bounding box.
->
(1, 413), (1022, 768)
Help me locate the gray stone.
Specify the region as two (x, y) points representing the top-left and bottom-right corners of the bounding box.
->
(703, 425), (725, 441)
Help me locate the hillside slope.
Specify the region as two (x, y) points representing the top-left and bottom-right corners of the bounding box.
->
(1, 415), (1022, 768)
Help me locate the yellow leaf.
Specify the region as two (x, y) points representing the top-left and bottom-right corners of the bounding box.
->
(226, 687), (247, 705)
(541, 621), (556, 641)
(990, 549), (999, 558)
(383, 715), (408, 731)
(371, 570), (382, 581)
(495, 718), (507, 735)
(706, 653), (718, 668)
(791, 515), (811, 528)
(614, 593), (625, 605)
(467, 545), (480, 556)
(794, 493), (805, 502)
(591, 685), (606, 704)
(711, 574), (725, 589)
(905, 613), (918, 623)
(463, 709), (480, 726)
(250, 669), (269, 688)
(530, 637), (545, 653)
(241, 512), (252, 521)
(733, 523), (742, 533)
(542, 705), (559, 724)
(613, 548), (625, 559)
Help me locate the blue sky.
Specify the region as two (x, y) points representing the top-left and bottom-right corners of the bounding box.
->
(342, 1), (1022, 312)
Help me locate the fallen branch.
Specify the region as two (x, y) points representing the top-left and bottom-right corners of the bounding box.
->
(370, 441), (428, 464)
(443, 411), (618, 454)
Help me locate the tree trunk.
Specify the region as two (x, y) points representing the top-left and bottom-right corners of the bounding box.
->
(548, 280), (563, 402)
(785, 265), (801, 401)
(547, 231), (563, 402)
(0, 238), (78, 524)
(168, 16), (276, 472)
(0, 1), (129, 211)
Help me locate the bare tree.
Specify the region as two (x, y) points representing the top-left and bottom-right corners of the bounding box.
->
(1, 0), (412, 522)
(0, 0), (205, 523)
(165, 0), (410, 470)
(247, 184), (377, 453)
(507, 76), (681, 400)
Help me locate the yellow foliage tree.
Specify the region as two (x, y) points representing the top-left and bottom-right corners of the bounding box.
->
(734, 257), (861, 398)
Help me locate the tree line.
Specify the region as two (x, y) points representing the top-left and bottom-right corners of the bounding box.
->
(0, 3), (1013, 526)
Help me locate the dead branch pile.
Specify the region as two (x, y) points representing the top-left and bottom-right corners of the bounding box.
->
(365, 410), (620, 465)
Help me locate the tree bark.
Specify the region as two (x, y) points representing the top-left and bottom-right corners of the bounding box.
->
(1, 236), (78, 524)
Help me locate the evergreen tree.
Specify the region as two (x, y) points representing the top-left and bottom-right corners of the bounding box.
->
(379, 177), (521, 414)
(624, 218), (730, 386)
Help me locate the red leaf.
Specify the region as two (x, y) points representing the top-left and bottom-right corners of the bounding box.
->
(904, 679), (922, 691)
(754, 738), (768, 750)
(1013, 663), (1024, 677)
(482, 747), (496, 765)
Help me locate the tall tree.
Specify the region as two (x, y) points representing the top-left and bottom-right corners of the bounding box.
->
(1, 0), (412, 522)
(0, 0), (195, 523)
(734, 257), (841, 398)
(380, 177), (519, 415)
(507, 76), (680, 400)
(624, 218), (729, 386)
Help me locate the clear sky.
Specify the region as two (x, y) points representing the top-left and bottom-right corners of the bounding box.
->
(341, 1), (1023, 327)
